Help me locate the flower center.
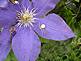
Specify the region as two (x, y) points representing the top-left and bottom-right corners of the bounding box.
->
(17, 8), (37, 27)
(20, 11), (33, 23)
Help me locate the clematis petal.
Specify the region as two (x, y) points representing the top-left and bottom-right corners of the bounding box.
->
(20, 0), (30, 9)
(0, 0), (8, 8)
(34, 14), (75, 40)
(0, 28), (11, 61)
(7, 1), (21, 12)
(0, 8), (17, 27)
(12, 27), (41, 61)
(32, 0), (60, 17)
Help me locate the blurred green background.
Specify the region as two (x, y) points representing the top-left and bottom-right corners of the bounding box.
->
(5, 0), (81, 61)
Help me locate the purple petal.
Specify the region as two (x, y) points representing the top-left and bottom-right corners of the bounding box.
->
(0, 8), (17, 27)
(34, 14), (75, 40)
(0, 0), (8, 8)
(7, 1), (21, 12)
(0, 28), (10, 61)
(12, 27), (41, 61)
(32, 0), (60, 17)
(20, 0), (30, 9)
(0, 1), (23, 27)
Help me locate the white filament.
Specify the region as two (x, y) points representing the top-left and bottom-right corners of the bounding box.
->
(17, 7), (37, 27)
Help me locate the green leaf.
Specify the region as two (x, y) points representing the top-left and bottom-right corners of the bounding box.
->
(75, 0), (79, 2)
(5, 50), (17, 61)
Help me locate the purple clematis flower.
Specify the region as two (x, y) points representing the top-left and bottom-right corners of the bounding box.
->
(0, 0), (75, 61)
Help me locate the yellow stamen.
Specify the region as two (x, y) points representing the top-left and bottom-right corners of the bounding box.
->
(16, 7), (37, 27)
(20, 12), (33, 23)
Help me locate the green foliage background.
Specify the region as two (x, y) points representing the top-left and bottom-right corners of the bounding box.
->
(5, 0), (81, 61)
